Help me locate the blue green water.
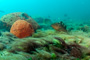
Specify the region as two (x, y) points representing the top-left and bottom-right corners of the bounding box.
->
(0, 0), (90, 21)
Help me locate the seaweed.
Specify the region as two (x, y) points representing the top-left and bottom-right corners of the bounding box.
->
(55, 37), (82, 58)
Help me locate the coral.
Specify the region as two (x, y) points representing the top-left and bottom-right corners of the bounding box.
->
(51, 21), (67, 32)
(1, 12), (39, 30)
(10, 20), (34, 38)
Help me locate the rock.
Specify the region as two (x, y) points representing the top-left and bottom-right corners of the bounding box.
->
(34, 17), (52, 24)
(34, 17), (44, 23)
(44, 18), (52, 24)
(1, 12), (39, 30)
(39, 23), (52, 30)
(0, 20), (10, 31)
(10, 20), (34, 38)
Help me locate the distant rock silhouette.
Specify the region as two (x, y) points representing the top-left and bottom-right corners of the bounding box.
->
(0, 10), (5, 13)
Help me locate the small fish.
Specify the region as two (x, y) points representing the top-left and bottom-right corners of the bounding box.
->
(0, 10), (5, 13)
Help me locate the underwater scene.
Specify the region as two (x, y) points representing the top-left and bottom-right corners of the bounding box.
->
(0, 0), (90, 60)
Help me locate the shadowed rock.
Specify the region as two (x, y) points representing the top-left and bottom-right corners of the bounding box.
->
(0, 10), (5, 13)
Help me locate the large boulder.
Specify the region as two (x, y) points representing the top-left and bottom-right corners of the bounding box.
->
(1, 12), (39, 30)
